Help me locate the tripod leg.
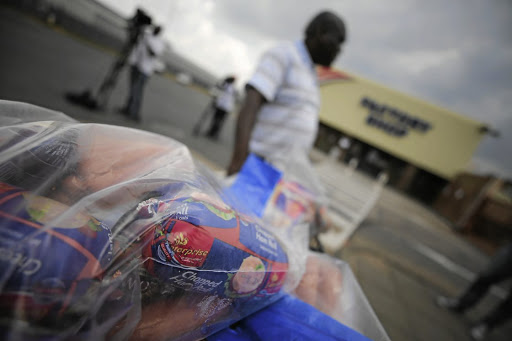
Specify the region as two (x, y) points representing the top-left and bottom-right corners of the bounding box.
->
(95, 59), (126, 110)
(94, 42), (133, 109)
(192, 101), (214, 136)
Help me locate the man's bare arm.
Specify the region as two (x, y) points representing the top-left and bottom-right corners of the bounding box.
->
(226, 86), (265, 176)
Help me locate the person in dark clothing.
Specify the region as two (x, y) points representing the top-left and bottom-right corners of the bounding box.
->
(206, 76), (237, 139)
(436, 242), (512, 340)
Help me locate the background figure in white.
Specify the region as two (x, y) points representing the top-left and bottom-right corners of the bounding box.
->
(206, 76), (237, 139)
(122, 25), (165, 122)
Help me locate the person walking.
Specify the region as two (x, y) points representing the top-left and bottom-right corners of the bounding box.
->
(226, 11), (346, 175)
(205, 76), (237, 139)
(225, 11), (346, 241)
(121, 25), (165, 122)
(436, 241), (512, 340)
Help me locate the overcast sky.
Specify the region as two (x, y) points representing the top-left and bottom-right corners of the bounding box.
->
(100, 0), (512, 179)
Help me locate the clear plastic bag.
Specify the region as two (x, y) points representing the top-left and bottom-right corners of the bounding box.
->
(209, 251), (390, 341)
(0, 101), (294, 340)
(292, 251), (390, 341)
(260, 149), (329, 232)
(0, 100), (389, 341)
(221, 140), (390, 341)
(224, 150), (330, 254)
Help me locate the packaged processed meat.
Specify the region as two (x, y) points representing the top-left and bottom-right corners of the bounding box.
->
(0, 182), (113, 337)
(141, 195), (288, 299)
(0, 107), (293, 340)
(0, 102), (389, 341)
(125, 194), (289, 341)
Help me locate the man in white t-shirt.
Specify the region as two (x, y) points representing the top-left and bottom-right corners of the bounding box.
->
(227, 11), (346, 175)
(206, 76), (237, 139)
(122, 25), (165, 122)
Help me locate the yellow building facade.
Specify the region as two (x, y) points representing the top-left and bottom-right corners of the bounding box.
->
(317, 67), (488, 181)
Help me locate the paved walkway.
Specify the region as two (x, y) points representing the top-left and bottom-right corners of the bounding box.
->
(338, 185), (512, 341)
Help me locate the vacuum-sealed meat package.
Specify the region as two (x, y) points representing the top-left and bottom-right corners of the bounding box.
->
(0, 101), (296, 341)
(0, 182), (113, 334)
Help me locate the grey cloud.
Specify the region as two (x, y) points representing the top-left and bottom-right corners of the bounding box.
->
(474, 117), (512, 178)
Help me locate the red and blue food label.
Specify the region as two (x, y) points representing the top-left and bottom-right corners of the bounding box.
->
(265, 179), (316, 226)
(0, 182), (290, 336)
(0, 182), (113, 320)
(141, 196), (288, 300)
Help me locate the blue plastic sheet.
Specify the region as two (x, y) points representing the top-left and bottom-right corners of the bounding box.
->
(224, 154), (282, 217)
(207, 294), (372, 341)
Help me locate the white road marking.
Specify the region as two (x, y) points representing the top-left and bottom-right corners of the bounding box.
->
(412, 242), (508, 299)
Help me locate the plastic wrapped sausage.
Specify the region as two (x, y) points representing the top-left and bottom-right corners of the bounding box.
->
(0, 102), (389, 341)
(0, 109), (293, 340)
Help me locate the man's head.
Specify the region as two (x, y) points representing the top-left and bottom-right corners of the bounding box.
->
(305, 11), (346, 67)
